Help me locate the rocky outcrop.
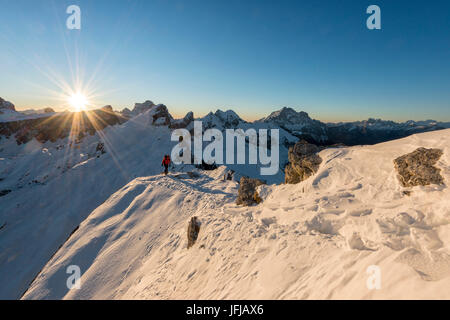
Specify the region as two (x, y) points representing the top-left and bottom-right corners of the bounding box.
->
(132, 100), (155, 115)
(285, 140), (322, 184)
(236, 177), (265, 206)
(0, 97), (15, 112)
(187, 216), (201, 249)
(150, 104), (173, 126)
(0, 189), (12, 197)
(195, 160), (218, 171)
(224, 170), (235, 181)
(394, 147), (444, 187)
(120, 108), (133, 118)
(170, 111), (194, 129)
(101, 105), (113, 112)
(43, 107), (55, 113)
(199, 109), (246, 130)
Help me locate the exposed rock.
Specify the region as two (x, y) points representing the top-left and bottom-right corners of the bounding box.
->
(187, 216), (201, 249)
(285, 140), (322, 184)
(132, 100), (155, 115)
(186, 171), (200, 179)
(150, 104), (174, 126)
(101, 105), (113, 112)
(43, 107), (55, 113)
(195, 160), (218, 171)
(169, 111), (194, 129)
(0, 189), (12, 197)
(224, 170), (235, 181)
(199, 109), (246, 130)
(96, 142), (106, 154)
(236, 177), (265, 206)
(120, 108), (133, 118)
(394, 147), (444, 187)
(0, 97), (15, 111)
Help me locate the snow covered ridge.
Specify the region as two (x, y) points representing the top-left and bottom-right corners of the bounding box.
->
(0, 97), (59, 123)
(21, 130), (450, 300)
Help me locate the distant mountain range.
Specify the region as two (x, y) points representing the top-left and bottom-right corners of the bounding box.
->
(1, 97), (450, 146)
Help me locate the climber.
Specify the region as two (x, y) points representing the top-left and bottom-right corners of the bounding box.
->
(161, 154), (171, 175)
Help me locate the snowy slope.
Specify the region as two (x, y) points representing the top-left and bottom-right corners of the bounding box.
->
(23, 129), (450, 300)
(0, 110), (178, 299)
(0, 106), (283, 299)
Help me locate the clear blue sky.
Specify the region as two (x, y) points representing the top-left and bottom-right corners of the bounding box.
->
(0, 0), (449, 122)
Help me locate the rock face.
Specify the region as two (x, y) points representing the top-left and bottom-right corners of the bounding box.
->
(101, 105), (113, 112)
(0, 97), (15, 111)
(120, 108), (133, 118)
(394, 147), (444, 187)
(132, 100), (155, 115)
(169, 111), (194, 129)
(150, 104), (173, 126)
(187, 216), (201, 249)
(285, 140), (322, 184)
(257, 107), (328, 143)
(195, 160), (218, 171)
(199, 109), (246, 130)
(224, 170), (235, 181)
(236, 177), (265, 206)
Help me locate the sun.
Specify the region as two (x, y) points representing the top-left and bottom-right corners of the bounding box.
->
(68, 93), (89, 112)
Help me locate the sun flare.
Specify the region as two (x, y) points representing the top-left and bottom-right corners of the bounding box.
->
(68, 93), (89, 112)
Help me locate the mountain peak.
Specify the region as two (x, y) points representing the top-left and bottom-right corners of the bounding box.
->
(0, 97), (15, 111)
(259, 107), (312, 124)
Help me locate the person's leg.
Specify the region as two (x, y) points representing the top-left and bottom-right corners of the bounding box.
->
(164, 164), (168, 175)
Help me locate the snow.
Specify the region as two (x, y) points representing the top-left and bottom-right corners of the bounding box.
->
(0, 108), (283, 299)
(0, 110), (176, 298)
(0, 109), (61, 122)
(21, 129), (450, 300)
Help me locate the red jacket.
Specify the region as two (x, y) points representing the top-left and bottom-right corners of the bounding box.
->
(162, 156), (171, 166)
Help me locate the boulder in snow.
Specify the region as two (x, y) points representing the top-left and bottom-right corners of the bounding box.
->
(187, 216), (201, 249)
(236, 177), (265, 206)
(394, 147), (444, 187)
(285, 140), (322, 184)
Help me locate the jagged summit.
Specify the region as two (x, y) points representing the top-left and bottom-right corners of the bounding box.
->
(0, 97), (16, 111)
(258, 107), (311, 124)
(257, 107), (329, 143)
(199, 109), (246, 129)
